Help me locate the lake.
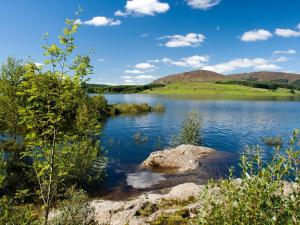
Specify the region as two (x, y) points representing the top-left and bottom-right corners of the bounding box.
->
(97, 94), (300, 199)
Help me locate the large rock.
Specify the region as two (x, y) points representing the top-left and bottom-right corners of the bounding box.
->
(91, 182), (202, 225)
(140, 145), (215, 172)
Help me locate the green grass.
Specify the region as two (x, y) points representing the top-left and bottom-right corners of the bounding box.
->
(142, 82), (300, 97)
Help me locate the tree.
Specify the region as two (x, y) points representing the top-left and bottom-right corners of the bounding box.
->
(0, 57), (25, 140)
(18, 19), (102, 225)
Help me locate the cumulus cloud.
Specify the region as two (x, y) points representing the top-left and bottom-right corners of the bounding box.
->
(203, 58), (281, 74)
(121, 75), (157, 79)
(274, 56), (289, 62)
(125, 69), (145, 74)
(275, 28), (300, 38)
(273, 49), (296, 55)
(75, 17), (121, 26)
(121, 74), (157, 84)
(241, 29), (273, 42)
(159, 33), (205, 48)
(135, 63), (155, 69)
(162, 55), (210, 68)
(186, 0), (221, 10)
(115, 0), (170, 16)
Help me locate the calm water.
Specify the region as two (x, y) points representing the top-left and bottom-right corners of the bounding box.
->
(97, 94), (300, 199)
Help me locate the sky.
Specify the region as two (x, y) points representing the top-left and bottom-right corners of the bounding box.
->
(1, 0), (300, 85)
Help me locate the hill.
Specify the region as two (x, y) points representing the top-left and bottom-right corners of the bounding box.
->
(153, 70), (300, 85)
(153, 70), (225, 84)
(228, 71), (300, 84)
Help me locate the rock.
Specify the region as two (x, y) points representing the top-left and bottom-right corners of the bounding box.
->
(140, 145), (215, 172)
(91, 182), (203, 225)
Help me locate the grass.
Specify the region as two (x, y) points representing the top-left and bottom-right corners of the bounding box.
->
(142, 82), (300, 97)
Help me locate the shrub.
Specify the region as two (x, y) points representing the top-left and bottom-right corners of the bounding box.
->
(175, 110), (202, 146)
(152, 103), (166, 112)
(262, 136), (283, 147)
(197, 130), (300, 225)
(51, 187), (96, 225)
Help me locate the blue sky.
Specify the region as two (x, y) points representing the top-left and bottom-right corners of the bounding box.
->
(1, 0), (300, 84)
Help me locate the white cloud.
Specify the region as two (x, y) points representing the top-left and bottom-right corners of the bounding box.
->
(274, 56), (289, 62)
(125, 69), (145, 74)
(273, 49), (296, 55)
(254, 64), (281, 70)
(203, 58), (281, 74)
(241, 29), (273, 42)
(298, 23), (300, 30)
(116, 0), (170, 16)
(75, 17), (121, 26)
(162, 55), (210, 68)
(122, 75), (156, 79)
(186, 0), (221, 10)
(98, 59), (105, 62)
(159, 33), (205, 48)
(35, 63), (43, 68)
(125, 79), (135, 83)
(135, 63), (155, 69)
(147, 59), (160, 63)
(275, 28), (300, 38)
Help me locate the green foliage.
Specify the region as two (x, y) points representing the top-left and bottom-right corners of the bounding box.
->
(110, 103), (166, 115)
(87, 83), (165, 94)
(262, 136), (283, 147)
(153, 103), (166, 112)
(51, 187), (96, 225)
(0, 196), (39, 225)
(175, 110), (202, 146)
(216, 79), (300, 91)
(12, 19), (105, 224)
(133, 131), (149, 144)
(197, 130), (300, 225)
(90, 95), (110, 119)
(0, 57), (25, 137)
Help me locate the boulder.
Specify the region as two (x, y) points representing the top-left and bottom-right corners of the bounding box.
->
(140, 145), (215, 172)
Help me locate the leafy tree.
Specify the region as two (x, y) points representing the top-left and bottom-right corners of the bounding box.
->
(0, 57), (25, 139)
(17, 19), (103, 224)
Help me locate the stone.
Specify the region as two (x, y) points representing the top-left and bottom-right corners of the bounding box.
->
(140, 145), (215, 172)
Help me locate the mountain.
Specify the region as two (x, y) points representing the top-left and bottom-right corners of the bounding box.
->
(153, 70), (225, 84)
(228, 71), (300, 84)
(153, 70), (300, 85)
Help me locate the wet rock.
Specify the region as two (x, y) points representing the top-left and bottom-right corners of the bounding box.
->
(140, 145), (216, 172)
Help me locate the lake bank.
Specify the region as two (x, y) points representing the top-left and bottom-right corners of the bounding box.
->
(142, 82), (300, 97)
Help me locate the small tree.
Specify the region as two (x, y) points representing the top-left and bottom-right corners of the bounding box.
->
(178, 110), (202, 146)
(18, 19), (99, 225)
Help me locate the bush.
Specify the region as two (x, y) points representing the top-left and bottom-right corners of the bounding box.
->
(152, 103), (166, 112)
(262, 136), (283, 147)
(51, 187), (96, 225)
(197, 130), (300, 225)
(0, 196), (39, 225)
(174, 110), (202, 146)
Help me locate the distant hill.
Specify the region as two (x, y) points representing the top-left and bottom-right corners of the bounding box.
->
(153, 70), (225, 84)
(228, 71), (300, 84)
(153, 70), (300, 85)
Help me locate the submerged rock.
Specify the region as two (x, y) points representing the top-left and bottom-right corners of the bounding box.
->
(140, 145), (216, 172)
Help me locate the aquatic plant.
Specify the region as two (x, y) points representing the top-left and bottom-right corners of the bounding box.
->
(174, 110), (202, 146)
(262, 136), (283, 147)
